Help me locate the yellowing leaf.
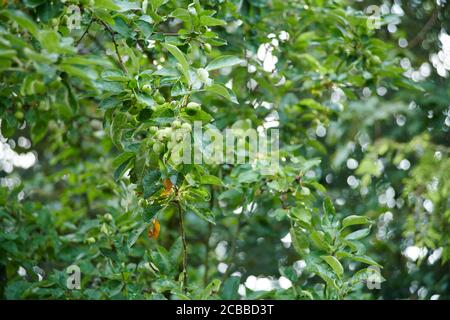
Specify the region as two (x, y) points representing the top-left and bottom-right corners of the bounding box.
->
(148, 219), (161, 239)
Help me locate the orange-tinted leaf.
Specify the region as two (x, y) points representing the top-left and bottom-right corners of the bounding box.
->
(148, 219), (161, 239)
(162, 178), (174, 196)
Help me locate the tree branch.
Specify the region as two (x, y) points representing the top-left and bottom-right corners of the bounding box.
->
(75, 18), (93, 47)
(176, 201), (188, 291)
(203, 188), (215, 286)
(408, 8), (439, 48)
(98, 20), (128, 74)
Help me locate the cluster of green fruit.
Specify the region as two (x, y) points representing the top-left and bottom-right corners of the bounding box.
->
(147, 119), (193, 155)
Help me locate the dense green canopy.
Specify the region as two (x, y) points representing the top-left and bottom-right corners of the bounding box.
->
(0, 0), (449, 300)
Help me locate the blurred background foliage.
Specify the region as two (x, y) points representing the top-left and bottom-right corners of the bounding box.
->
(0, 0), (449, 300)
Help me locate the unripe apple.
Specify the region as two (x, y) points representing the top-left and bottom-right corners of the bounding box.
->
(128, 105), (140, 115)
(14, 111), (24, 120)
(160, 127), (172, 139)
(86, 237), (96, 244)
(197, 68), (210, 83)
(154, 91), (165, 104)
(153, 141), (164, 153)
(370, 55), (381, 65)
(186, 102), (201, 110)
(142, 83), (152, 93)
(172, 120), (182, 129)
(181, 122), (192, 132)
(100, 223), (109, 234)
(156, 130), (165, 141)
(174, 130), (186, 142)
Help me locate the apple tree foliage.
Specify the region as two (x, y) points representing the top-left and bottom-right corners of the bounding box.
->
(0, 0), (446, 300)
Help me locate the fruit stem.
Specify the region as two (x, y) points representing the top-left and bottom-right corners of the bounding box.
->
(176, 201), (188, 291)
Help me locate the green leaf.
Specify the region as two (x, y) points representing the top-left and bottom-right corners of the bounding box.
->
(93, 8), (116, 25)
(127, 224), (148, 248)
(345, 228), (371, 241)
(134, 142), (148, 181)
(110, 112), (128, 150)
(186, 204), (215, 224)
(310, 230), (329, 251)
(101, 70), (130, 82)
(205, 83), (238, 104)
(1, 10), (39, 38)
(150, 0), (168, 10)
(94, 0), (120, 11)
(169, 237), (182, 265)
(323, 198), (336, 216)
(336, 251), (381, 267)
(305, 254), (337, 285)
(237, 170), (259, 184)
(201, 279), (222, 299)
(143, 203), (163, 221)
(150, 247), (172, 274)
(320, 255), (344, 277)
(61, 77), (79, 113)
(142, 170), (162, 198)
(38, 30), (59, 53)
(342, 215), (371, 229)
(115, 0), (141, 12)
(290, 227), (309, 252)
(220, 276), (240, 300)
(200, 15), (226, 26)
(218, 189), (243, 209)
(206, 55), (244, 71)
(200, 175), (223, 186)
(180, 107), (213, 123)
(100, 248), (120, 262)
(113, 156), (133, 181)
(171, 8), (191, 24)
(162, 43), (190, 82)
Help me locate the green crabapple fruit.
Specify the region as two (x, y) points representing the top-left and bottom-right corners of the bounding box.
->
(156, 127), (172, 141)
(148, 126), (158, 134)
(174, 130), (186, 142)
(197, 68), (210, 84)
(142, 84), (152, 93)
(86, 237), (96, 244)
(186, 102), (201, 110)
(14, 111), (24, 120)
(181, 122), (192, 132)
(153, 141), (164, 154)
(154, 91), (165, 104)
(172, 120), (182, 129)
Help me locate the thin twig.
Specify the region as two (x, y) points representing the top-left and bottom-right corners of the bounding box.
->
(87, 33), (106, 52)
(223, 195), (256, 279)
(203, 188), (215, 286)
(408, 8), (439, 48)
(203, 223), (212, 286)
(227, 214), (242, 274)
(176, 201), (188, 291)
(75, 18), (93, 47)
(98, 20), (128, 73)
